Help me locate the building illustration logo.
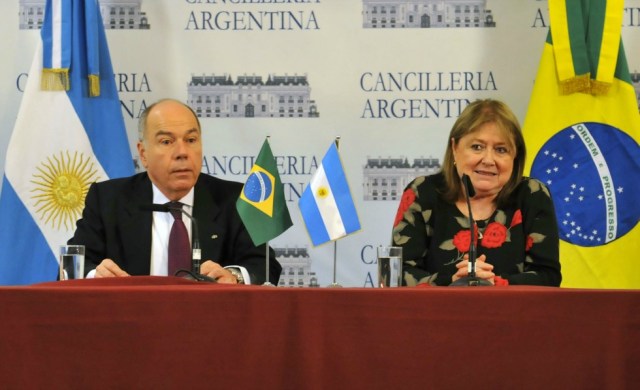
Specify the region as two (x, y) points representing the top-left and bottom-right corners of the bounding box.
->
(363, 156), (441, 201)
(362, 0), (496, 29)
(275, 247), (320, 287)
(19, 0), (150, 30)
(187, 74), (319, 118)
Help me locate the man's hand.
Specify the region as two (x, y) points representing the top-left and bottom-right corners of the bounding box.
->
(200, 260), (238, 284)
(95, 259), (130, 278)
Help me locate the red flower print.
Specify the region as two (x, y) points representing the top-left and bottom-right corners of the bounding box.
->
(393, 188), (416, 226)
(452, 229), (479, 252)
(510, 209), (522, 228)
(453, 230), (471, 252)
(525, 235), (534, 251)
(481, 222), (507, 249)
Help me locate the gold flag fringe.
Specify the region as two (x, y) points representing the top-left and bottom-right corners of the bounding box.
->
(41, 68), (70, 91)
(558, 73), (591, 95)
(590, 79), (612, 95)
(558, 73), (612, 96)
(88, 74), (100, 97)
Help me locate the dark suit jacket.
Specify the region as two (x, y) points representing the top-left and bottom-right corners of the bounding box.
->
(69, 172), (281, 284)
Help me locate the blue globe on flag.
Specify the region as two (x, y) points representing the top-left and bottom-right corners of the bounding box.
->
(531, 122), (640, 247)
(243, 171), (273, 204)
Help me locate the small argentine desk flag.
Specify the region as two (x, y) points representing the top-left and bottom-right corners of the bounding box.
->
(0, 0), (133, 285)
(299, 142), (361, 246)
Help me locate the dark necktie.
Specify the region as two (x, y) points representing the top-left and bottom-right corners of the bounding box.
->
(168, 202), (191, 276)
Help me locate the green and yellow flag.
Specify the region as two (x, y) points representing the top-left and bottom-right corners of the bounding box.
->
(236, 138), (293, 246)
(523, 0), (640, 288)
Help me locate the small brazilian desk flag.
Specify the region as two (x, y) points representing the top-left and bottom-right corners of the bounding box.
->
(236, 139), (293, 246)
(0, 0), (134, 285)
(523, 0), (640, 288)
(299, 142), (361, 246)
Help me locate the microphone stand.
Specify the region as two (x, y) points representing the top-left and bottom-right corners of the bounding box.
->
(450, 175), (491, 287)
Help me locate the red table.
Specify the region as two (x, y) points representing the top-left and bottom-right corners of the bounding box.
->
(1, 277), (638, 389)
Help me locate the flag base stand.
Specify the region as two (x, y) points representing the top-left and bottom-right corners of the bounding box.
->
(326, 241), (342, 288)
(263, 242), (277, 287)
(450, 276), (492, 287)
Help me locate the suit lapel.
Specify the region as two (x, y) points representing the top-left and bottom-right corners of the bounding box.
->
(120, 174), (153, 275)
(193, 178), (223, 261)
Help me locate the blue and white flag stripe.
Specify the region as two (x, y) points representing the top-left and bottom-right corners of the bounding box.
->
(0, 178), (58, 284)
(299, 143), (360, 246)
(0, 0), (133, 285)
(42, 0), (72, 70)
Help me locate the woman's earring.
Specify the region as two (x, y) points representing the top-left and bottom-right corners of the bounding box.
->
(453, 161), (457, 166)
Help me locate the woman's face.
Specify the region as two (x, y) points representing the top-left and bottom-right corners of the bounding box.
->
(451, 122), (516, 199)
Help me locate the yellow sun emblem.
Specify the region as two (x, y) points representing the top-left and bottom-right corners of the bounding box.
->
(30, 151), (99, 231)
(316, 186), (330, 198)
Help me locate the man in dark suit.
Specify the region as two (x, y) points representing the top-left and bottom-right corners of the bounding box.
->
(68, 98), (280, 284)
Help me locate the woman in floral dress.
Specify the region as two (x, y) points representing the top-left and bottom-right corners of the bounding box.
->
(392, 99), (561, 286)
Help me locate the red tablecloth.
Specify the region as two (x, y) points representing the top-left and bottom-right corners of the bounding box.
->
(1, 277), (638, 389)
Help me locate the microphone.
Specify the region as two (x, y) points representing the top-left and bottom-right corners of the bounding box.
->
(139, 203), (214, 282)
(450, 174), (491, 287)
(463, 173), (476, 198)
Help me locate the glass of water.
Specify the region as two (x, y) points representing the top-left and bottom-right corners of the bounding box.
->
(377, 246), (403, 288)
(59, 245), (85, 280)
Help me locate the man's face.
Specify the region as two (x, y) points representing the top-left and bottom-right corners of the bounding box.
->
(137, 101), (202, 200)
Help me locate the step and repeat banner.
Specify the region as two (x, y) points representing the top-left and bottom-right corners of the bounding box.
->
(1, 0), (639, 287)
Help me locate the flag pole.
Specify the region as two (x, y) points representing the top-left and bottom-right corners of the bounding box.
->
(262, 136), (275, 287)
(328, 240), (342, 288)
(263, 239), (274, 286)
(328, 136), (343, 288)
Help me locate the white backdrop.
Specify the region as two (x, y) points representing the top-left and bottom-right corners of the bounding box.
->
(1, 0), (639, 287)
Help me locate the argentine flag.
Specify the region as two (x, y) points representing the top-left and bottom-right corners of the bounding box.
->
(299, 142), (361, 246)
(0, 0), (133, 285)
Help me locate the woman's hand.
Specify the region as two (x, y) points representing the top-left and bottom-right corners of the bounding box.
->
(452, 254), (495, 285)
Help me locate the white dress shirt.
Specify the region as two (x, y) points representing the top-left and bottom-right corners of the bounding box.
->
(150, 185), (194, 276)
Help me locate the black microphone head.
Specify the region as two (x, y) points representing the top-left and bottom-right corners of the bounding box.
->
(139, 203), (170, 213)
(461, 174), (476, 198)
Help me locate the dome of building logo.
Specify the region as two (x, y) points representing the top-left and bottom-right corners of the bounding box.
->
(531, 122), (640, 247)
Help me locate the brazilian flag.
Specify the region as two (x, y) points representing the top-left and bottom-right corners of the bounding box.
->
(523, 0), (640, 288)
(236, 139), (293, 246)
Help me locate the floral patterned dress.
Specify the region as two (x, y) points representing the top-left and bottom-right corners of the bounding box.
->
(392, 172), (562, 286)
